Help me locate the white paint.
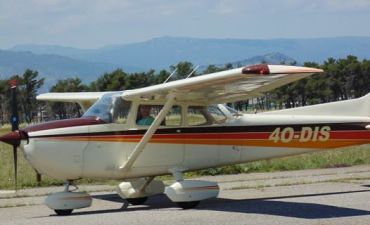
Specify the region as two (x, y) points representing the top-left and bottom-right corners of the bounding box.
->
(165, 180), (219, 202)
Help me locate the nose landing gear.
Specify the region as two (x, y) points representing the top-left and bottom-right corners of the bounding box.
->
(45, 181), (92, 216)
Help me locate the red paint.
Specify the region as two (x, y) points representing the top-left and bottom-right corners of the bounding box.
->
(9, 79), (17, 88)
(329, 131), (370, 139)
(242, 64), (270, 75)
(153, 132), (270, 140)
(0, 130), (27, 146)
(23, 117), (106, 133)
(44, 130), (370, 141)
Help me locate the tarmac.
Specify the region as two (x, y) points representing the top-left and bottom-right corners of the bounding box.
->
(1, 165), (370, 225)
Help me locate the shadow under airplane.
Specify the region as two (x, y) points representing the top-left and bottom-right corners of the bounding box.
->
(53, 188), (370, 219)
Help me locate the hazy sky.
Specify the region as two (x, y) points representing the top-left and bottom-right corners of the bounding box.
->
(1, 0), (370, 49)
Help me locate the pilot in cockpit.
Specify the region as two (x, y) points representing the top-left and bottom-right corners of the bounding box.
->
(136, 105), (154, 125)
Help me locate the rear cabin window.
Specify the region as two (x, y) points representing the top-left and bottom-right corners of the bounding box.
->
(187, 106), (208, 126)
(187, 106), (226, 126)
(207, 105), (227, 124)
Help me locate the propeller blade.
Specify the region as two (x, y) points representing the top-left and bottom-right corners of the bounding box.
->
(9, 79), (19, 190)
(9, 79), (19, 131)
(13, 145), (17, 190)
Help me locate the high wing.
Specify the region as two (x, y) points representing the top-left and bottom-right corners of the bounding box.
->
(122, 64), (323, 104)
(36, 92), (115, 111)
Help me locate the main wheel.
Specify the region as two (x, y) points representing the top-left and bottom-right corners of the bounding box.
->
(177, 201), (200, 209)
(54, 209), (73, 216)
(126, 197), (148, 205)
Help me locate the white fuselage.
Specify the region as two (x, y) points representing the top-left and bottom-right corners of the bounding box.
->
(20, 111), (370, 180)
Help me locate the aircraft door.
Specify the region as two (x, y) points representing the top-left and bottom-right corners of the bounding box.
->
(132, 105), (185, 168)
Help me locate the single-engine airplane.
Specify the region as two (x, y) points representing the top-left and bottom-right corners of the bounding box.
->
(1, 64), (370, 215)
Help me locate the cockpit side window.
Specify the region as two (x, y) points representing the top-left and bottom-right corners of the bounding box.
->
(136, 105), (158, 125)
(112, 97), (131, 124)
(136, 105), (181, 126)
(187, 106), (209, 126)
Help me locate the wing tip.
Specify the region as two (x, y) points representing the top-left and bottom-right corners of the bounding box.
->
(241, 64), (323, 75)
(268, 65), (323, 74)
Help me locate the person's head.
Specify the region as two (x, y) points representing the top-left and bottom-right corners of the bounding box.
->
(139, 105), (151, 117)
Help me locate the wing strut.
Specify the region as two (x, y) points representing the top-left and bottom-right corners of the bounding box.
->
(119, 93), (177, 171)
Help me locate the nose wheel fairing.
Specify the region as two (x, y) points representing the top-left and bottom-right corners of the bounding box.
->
(45, 181), (92, 216)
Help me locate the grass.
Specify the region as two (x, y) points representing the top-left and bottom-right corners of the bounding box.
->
(1, 126), (370, 189)
(0, 144), (63, 189)
(193, 146), (370, 177)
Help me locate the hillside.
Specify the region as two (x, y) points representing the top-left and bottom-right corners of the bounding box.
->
(10, 36), (370, 70)
(2, 36), (369, 84)
(0, 50), (126, 82)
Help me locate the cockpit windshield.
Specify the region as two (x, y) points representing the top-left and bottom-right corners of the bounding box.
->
(82, 92), (131, 123)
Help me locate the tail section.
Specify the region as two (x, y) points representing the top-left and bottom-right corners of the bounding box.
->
(263, 93), (370, 117)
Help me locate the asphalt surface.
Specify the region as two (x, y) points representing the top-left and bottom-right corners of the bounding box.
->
(1, 166), (370, 225)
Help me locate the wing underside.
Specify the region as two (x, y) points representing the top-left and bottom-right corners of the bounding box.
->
(36, 92), (114, 111)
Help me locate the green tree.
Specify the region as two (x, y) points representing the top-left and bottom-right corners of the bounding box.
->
(90, 69), (129, 91)
(358, 59), (370, 97)
(0, 79), (9, 124)
(170, 61), (196, 80)
(49, 77), (87, 119)
(153, 69), (170, 84)
(19, 70), (45, 123)
(128, 70), (155, 89)
(203, 65), (223, 74)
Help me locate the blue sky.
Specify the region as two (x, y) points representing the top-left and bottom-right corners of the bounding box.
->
(1, 0), (370, 49)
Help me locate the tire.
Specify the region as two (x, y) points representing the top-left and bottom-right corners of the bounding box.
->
(54, 209), (73, 216)
(177, 201), (200, 209)
(126, 197), (148, 205)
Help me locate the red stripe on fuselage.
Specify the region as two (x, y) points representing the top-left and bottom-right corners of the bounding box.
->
(23, 117), (105, 132)
(41, 130), (370, 141)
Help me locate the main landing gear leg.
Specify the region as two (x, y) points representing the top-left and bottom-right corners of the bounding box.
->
(117, 177), (165, 205)
(126, 177), (154, 205)
(64, 180), (72, 192)
(165, 169), (220, 210)
(45, 180), (92, 216)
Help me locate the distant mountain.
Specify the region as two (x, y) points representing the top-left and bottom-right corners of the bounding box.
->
(198, 52), (296, 72)
(10, 44), (91, 58)
(0, 50), (119, 83)
(3, 36), (370, 87)
(10, 36), (370, 71)
(229, 52), (296, 67)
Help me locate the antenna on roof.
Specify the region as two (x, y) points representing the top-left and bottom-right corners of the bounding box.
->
(186, 65), (199, 79)
(163, 68), (178, 84)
